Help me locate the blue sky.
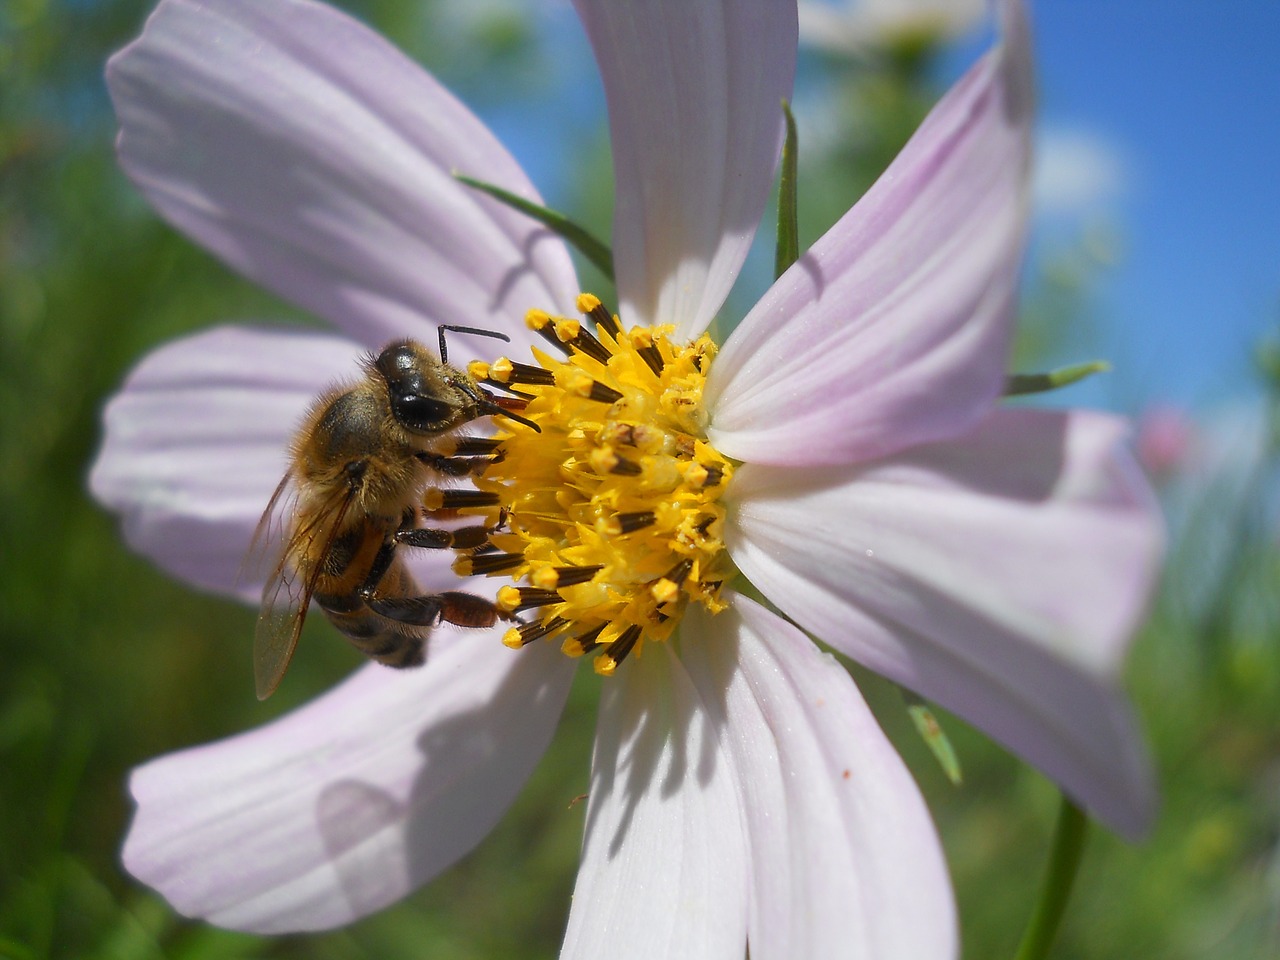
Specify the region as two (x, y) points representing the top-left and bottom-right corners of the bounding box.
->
(1018, 1), (1280, 412)
(470, 0), (1279, 416)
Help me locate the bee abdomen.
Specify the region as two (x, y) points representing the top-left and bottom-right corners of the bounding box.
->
(315, 592), (426, 668)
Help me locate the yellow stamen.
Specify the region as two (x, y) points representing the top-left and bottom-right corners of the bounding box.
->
(459, 294), (736, 673)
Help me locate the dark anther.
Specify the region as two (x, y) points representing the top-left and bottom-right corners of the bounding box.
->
(565, 327), (612, 365)
(508, 588), (564, 612)
(613, 511), (656, 534)
(572, 623), (607, 653)
(585, 301), (621, 340)
(638, 344), (665, 375)
(608, 454), (643, 476)
(514, 616), (569, 646)
(549, 564), (603, 587)
(604, 624), (642, 664)
(466, 553), (525, 575)
(496, 361), (555, 386)
(586, 380), (624, 404)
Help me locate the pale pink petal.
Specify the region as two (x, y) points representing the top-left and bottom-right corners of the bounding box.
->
(560, 644), (748, 960)
(572, 0), (797, 340)
(89, 326), (365, 600)
(123, 632), (575, 933)
(707, 0), (1032, 466)
(727, 408), (1162, 837)
(682, 596), (956, 960)
(107, 0), (578, 350)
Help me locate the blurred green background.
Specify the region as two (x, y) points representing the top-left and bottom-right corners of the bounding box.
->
(2, 0), (1278, 958)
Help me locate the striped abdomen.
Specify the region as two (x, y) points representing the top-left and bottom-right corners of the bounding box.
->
(311, 520), (430, 668)
(313, 560), (429, 667)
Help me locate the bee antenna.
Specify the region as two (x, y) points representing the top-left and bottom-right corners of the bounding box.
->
(437, 324), (511, 365)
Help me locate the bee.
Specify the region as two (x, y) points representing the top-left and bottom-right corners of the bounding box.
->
(250, 325), (535, 700)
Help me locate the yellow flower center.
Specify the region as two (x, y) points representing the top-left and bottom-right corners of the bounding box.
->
(456, 293), (734, 675)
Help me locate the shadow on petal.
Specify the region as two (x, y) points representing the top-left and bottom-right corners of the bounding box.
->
(577, 642), (734, 862)
(489, 226), (577, 323)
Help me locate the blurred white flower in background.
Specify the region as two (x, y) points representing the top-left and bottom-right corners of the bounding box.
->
(799, 0), (984, 54)
(1033, 125), (1130, 222)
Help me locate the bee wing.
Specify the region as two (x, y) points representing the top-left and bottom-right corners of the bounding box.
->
(249, 474), (354, 700)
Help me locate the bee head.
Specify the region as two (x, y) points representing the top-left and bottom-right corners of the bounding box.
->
(374, 341), (476, 435)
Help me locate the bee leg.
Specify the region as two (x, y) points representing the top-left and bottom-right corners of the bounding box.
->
(394, 527), (453, 549)
(356, 538), (398, 602)
(365, 592), (500, 629)
(444, 436), (503, 456)
(402, 497), (509, 554)
(354, 511), (452, 604)
(415, 451), (495, 477)
(358, 518), (503, 630)
(396, 525), (493, 551)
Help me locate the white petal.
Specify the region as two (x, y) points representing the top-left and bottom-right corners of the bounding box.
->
(572, 0), (797, 339)
(108, 0), (578, 349)
(560, 644), (748, 960)
(123, 633), (575, 932)
(89, 326), (363, 600)
(727, 408), (1161, 836)
(707, 0), (1033, 466)
(682, 596), (957, 960)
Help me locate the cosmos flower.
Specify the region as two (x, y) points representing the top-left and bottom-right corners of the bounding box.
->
(91, 0), (1161, 955)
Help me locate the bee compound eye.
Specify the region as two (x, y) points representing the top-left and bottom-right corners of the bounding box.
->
(393, 393), (453, 432)
(376, 343), (418, 376)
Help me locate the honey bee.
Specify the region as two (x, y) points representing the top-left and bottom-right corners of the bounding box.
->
(250, 325), (534, 700)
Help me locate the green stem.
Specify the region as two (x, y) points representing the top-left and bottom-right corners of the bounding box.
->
(1013, 795), (1090, 960)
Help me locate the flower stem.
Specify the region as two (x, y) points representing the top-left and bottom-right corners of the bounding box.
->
(1013, 794), (1089, 960)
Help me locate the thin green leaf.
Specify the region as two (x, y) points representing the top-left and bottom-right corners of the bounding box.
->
(775, 101), (800, 280)
(1005, 361), (1111, 396)
(454, 174), (614, 282)
(901, 688), (963, 785)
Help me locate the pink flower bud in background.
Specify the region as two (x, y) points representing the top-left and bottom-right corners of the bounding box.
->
(1136, 404), (1196, 482)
